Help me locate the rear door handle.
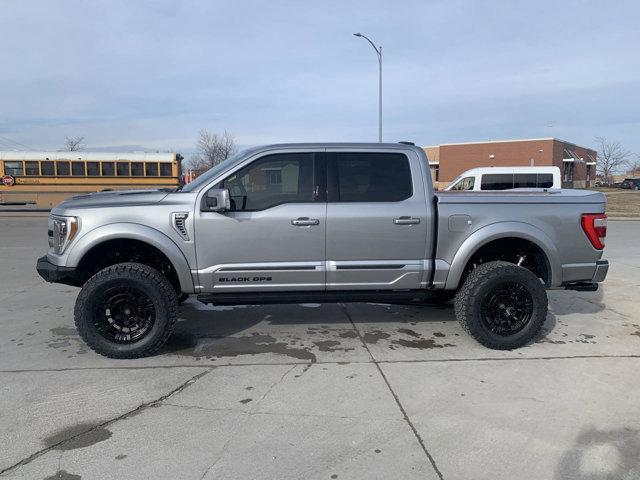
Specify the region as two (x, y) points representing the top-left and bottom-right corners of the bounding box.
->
(292, 217), (320, 226)
(393, 216), (420, 225)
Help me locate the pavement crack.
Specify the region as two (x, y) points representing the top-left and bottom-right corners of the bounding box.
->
(197, 365), (297, 480)
(0, 369), (211, 476)
(341, 304), (445, 480)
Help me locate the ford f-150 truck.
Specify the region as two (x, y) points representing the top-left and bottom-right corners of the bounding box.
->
(36, 143), (609, 358)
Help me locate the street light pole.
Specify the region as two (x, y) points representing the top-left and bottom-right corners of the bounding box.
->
(354, 33), (382, 142)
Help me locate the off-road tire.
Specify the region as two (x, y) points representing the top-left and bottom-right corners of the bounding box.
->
(74, 262), (178, 358)
(454, 261), (548, 349)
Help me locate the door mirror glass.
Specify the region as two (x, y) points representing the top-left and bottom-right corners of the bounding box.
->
(203, 188), (230, 212)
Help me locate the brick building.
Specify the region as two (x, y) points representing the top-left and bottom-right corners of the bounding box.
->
(424, 138), (597, 190)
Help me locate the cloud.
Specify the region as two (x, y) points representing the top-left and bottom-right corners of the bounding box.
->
(1, 0), (639, 152)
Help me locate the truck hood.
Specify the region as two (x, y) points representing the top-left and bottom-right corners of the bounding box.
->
(52, 188), (171, 212)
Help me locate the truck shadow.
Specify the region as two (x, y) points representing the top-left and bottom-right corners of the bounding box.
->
(163, 300), (458, 355)
(554, 426), (640, 479)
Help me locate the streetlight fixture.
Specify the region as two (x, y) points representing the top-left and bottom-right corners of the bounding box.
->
(353, 32), (382, 142)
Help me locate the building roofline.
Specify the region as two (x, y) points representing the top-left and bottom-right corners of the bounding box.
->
(423, 137), (593, 149)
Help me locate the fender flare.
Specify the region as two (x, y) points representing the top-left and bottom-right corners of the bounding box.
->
(65, 223), (194, 292)
(444, 221), (561, 289)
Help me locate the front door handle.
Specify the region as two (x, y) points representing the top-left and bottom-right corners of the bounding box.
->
(292, 217), (320, 226)
(393, 216), (420, 225)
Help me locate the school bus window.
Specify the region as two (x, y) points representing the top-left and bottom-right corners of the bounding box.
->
(56, 161), (70, 176)
(145, 162), (159, 176)
(4, 161), (23, 176)
(25, 161), (39, 176)
(72, 162), (85, 176)
(87, 162), (100, 176)
(101, 162), (115, 176)
(116, 162), (130, 176)
(41, 161), (55, 176)
(131, 162), (143, 176)
(159, 163), (172, 177)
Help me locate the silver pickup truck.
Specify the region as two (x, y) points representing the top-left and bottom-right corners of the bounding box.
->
(36, 143), (609, 358)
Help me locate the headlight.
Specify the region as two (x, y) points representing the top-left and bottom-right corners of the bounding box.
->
(49, 216), (79, 254)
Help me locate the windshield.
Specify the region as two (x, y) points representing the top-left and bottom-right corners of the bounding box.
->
(179, 149), (251, 193)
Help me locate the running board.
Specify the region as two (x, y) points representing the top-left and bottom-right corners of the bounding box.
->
(197, 290), (431, 306)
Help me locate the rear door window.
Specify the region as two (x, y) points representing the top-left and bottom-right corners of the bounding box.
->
(329, 152), (412, 202)
(480, 174), (514, 190)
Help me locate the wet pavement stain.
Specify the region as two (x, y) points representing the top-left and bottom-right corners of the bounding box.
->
(170, 333), (318, 363)
(337, 330), (358, 339)
(43, 423), (112, 451)
(397, 328), (421, 338)
(43, 470), (81, 480)
(313, 340), (354, 353)
(50, 327), (77, 336)
(362, 330), (391, 344)
(47, 327), (87, 355)
(391, 338), (455, 349)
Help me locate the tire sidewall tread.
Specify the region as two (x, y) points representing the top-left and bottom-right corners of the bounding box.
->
(454, 261), (548, 350)
(74, 262), (178, 359)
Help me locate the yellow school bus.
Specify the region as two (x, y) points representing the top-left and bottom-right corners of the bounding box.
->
(0, 151), (182, 208)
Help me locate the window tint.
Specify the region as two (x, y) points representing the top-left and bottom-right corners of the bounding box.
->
(4, 161), (23, 176)
(25, 161), (39, 176)
(87, 162), (100, 176)
(513, 173), (537, 188)
(145, 162), (159, 176)
(56, 161), (70, 176)
(160, 163), (171, 177)
(101, 162), (115, 176)
(41, 161), (55, 176)
(537, 174), (553, 188)
(159, 163), (172, 177)
(218, 153), (316, 211)
(480, 174), (513, 190)
(71, 162), (85, 176)
(116, 162), (130, 176)
(131, 162), (144, 176)
(331, 153), (412, 202)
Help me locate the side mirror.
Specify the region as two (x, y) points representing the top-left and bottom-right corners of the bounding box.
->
(202, 188), (231, 212)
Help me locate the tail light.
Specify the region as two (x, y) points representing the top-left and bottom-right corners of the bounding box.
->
(581, 213), (607, 250)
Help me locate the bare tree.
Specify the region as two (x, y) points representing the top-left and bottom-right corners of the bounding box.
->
(595, 136), (632, 181)
(190, 130), (236, 175)
(64, 135), (85, 151)
(627, 156), (640, 177)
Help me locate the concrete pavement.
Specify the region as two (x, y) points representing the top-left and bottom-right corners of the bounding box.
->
(1, 218), (639, 479)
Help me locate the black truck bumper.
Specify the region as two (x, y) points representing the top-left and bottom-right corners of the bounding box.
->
(36, 256), (80, 286)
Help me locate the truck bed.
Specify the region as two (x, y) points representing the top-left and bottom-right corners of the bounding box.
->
(434, 189), (607, 289)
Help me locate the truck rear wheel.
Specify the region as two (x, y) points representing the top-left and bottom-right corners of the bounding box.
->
(454, 261), (547, 349)
(74, 262), (178, 358)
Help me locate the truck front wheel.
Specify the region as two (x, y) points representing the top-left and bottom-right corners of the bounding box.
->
(74, 262), (178, 358)
(454, 261), (548, 349)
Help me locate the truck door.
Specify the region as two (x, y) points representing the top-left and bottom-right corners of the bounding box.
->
(325, 149), (429, 290)
(194, 150), (327, 293)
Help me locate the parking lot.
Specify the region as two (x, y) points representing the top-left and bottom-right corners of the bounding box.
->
(1, 215), (639, 480)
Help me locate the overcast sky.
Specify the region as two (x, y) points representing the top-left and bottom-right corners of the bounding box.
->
(1, 0), (639, 157)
